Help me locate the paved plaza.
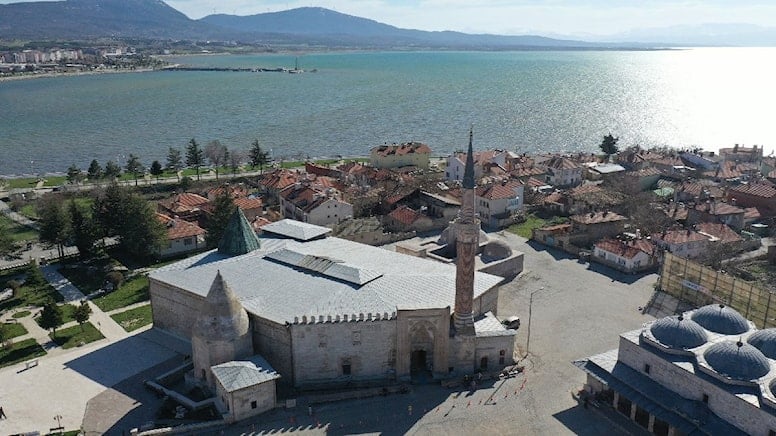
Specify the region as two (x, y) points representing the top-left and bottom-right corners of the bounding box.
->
(0, 231), (660, 435)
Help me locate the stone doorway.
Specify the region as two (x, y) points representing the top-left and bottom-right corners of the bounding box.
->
(410, 349), (432, 383)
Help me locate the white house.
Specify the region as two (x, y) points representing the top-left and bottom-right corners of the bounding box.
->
(156, 213), (206, 258)
(476, 180), (524, 228)
(279, 184), (353, 227)
(539, 156), (583, 188)
(592, 238), (656, 273)
(446, 150), (512, 184)
(651, 229), (709, 259)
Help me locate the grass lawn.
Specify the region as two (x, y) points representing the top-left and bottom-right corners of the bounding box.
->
(507, 213), (568, 239)
(0, 283), (62, 312)
(19, 203), (39, 220)
(12, 310), (31, 318)
(1, 322), (28, 339)
(50, 322), (104, 349)
(92, 275), (149, 312)
(5, 177), (37, 189)
(0, 214), (38, 242)
(0, 338), (46, 369)
(111, 304), (153, 332)
(34, 303), (76, 328)
(58, 260), (115, 294)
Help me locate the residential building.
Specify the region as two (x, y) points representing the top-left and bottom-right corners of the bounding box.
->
(727, 183), (776, 216)
(384, 205), (433, 232)
(651, 229), (709, 259)
(570, 211), (627, 241)
(156, 213), (206, 258)
(446, 150), (512, 184)
(592, 238), (657, 273)
(539, 156), (583, 188)
(370, 142), (431, 169)
(719, 144), (763, 163)
(476, 180), (524, 228)
(279, 183), (353, 227)
(687, 202), (745, 231)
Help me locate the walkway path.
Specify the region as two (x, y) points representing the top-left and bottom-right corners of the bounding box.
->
(42, 265), (85, 302)
(0, 197), (39, 230)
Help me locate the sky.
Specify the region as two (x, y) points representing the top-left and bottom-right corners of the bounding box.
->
(2, 0), (776, 37)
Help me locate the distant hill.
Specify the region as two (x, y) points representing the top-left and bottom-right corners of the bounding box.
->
(200, 7), (597, 48)
(0, 0), (229, 40)
(602, 23), (776, 47)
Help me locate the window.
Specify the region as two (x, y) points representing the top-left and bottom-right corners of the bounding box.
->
(702, 393), (709, 404)
(251, 400), (257, 409)
(499, 349), (506, 365)
(184, 237), (193, 246)
(644, 364), (650, 374)
(342, 363), (351, 375)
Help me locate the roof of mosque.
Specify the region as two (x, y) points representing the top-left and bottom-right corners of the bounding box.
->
(748, 328), (776, 360)
(211, 355), (280, 392)
(690, 304), (751, 335)
(218, 209), (261, 256)
(649, 315), (708, 350)
(703, 340), (771, 381)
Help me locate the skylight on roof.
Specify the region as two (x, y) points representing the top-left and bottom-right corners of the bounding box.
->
(265, 249), (382, 286)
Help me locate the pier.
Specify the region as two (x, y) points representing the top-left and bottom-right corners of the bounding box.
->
(160, 66), (306, 73)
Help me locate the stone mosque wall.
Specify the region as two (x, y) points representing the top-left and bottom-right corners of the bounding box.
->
(150, 279), (204, 340)
(250, 316), (293, 384)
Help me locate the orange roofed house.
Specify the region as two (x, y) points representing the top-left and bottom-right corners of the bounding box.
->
(370, 142), (431, 169)
(156, 213), (206, 258)
(592, 238), (657, 273)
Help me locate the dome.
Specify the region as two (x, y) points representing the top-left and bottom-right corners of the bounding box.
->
(481, 240), (513, 262)
(691, 304), (749, 335)
(193, 271), (250, 342)
(703, 341), (770, 381)
(770, 378), (776, 397)
(748, 328), (776, 359)
(649, 315), (708, 349)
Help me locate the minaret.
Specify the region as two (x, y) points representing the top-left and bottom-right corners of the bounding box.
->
(453, 128), (479, 335)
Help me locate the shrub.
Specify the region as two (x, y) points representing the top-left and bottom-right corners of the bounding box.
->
(105, 271), (124, 290)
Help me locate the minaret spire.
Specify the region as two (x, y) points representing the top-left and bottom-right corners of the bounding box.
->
(453, 127), (479, 335)
(462, 126), (475, 189)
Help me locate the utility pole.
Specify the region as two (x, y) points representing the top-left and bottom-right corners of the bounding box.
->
(525, 287), (545, 358)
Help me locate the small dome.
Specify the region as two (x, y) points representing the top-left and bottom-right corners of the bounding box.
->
(649, 315), (708, 349)
(691, 304), (749, 335)
(770, 378), (776, 397)
(748, 329), (776, 359)
(704, 341), (770, 381)
(482, 240), (513, 261)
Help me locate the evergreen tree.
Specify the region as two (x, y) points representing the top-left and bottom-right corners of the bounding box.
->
(166, 147), (183, 181)
(94, 184), (165, 259)
(204, 140), (228, 181)
(93, 183), (130, 237)
(87, 159), (103, 180)
(66, 164), (84, 185)
(104, 160), (122, 179)
(248, 139), (270, 172)
(0, 221), (13, 257)
(69, 200), (100, 260)
(37, 197), (71, 258)
(39, 301), (63, 333)
(185, 138), (204, 181)
(125, 154), (144, 186)
(205, 190), (237, 249)
(24, 260), (47, 288)
(599, 133), (620, 158)
(73, 301), (92, 331)
(150, 160), (164, 182)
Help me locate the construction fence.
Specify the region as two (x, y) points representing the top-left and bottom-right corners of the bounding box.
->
(658, 252), (776, 329)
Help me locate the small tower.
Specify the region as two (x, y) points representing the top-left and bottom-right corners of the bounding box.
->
(453, 128), (480, 335)
(191, 271), (252, 388)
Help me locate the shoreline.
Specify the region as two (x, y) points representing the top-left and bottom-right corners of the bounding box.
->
(0, 67), (156, 83)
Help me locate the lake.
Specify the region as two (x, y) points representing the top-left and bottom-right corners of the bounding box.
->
(1, 48), (774, 176)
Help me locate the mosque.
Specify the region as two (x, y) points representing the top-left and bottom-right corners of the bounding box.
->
(148, 132), (518, 422)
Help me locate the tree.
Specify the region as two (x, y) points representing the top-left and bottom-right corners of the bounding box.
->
(0, 221), (13, 257)
(248, 139), (270, 172)
(73, 301), (92, 331)
(37, 196), (71, 258)
(66, 164), (84, 185)
(24, 260), (47, 288)
(125, 154), (144, 186)
(228, 149), (244, 177)
(204, 140), (228, 181)
(39, 301), (63, 333)
(87, 159), (103, 180)
(104, 160), (121, 179)
(166, 147), (183, 181)
(69, 200), (100, 260)
(94, 184), (165, 259)
(150, 160), (164, 182)
(600, 133), (619, 158)
(186, 138), (204, 181)
(205, 190), (237, 249)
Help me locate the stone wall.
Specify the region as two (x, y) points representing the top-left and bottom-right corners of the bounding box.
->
(474, 335), (516, 372)
(251, 317), (293, 385)
(473, 286), (500, 318)
(617, 334), (776, 435)
(291, 319), (397, 387)
(396, 308), (450, 381)
(150, 279), (204, 340)
(217, 380), (276, 423)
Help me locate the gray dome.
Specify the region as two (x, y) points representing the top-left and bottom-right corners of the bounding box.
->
(691, 304), (749, 335)
(650, 315), (708, 349)
(770, 378), (776, 397)
(704, 341), (770, 381)
(748, 329), (776, 359)
(481, 240), (513, 262)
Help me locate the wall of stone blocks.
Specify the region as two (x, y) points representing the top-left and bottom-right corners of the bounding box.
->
(250, 316), (293, 384)
(474, 335), (516, 372)
(150, 279), (204, 340)
(617, 334), (776, 435)
(474, 286), (500, 317)
(217, 380), (276, 423)
(291, 319), (397, 387)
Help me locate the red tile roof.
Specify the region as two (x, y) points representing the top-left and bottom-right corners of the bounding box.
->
(371, 142), (431, 157)
(729, 183), (776, 199)
(545, 156), (581, 170)
(694, 202), (744, 216)
(652, 229), (708, 245)
(234, 197), (263, 211)
(388, 205), (423, 226)
(695, 222), (743, 244)
(156, 213), (206, 240)
(595, 238), (655, 259)
(477, 180), (523, 200)
(259, 169), (299, 191)
(571, 211), (626, 225)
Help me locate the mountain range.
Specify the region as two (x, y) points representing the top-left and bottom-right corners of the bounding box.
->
(0, 0), (774, 48)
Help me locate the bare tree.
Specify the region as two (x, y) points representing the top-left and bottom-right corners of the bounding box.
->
(228, 149), (244, 177)
(204, 140), (228, 181)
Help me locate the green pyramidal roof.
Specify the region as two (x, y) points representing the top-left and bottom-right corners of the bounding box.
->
(218, 208), (261, 256)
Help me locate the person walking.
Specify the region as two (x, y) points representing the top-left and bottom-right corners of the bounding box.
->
(0, 406), (7, 419)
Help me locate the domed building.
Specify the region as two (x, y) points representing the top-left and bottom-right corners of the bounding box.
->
(576, 309), (776, 436)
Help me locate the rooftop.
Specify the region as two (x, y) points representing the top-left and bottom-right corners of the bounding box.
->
(211, 355), (281, 392)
